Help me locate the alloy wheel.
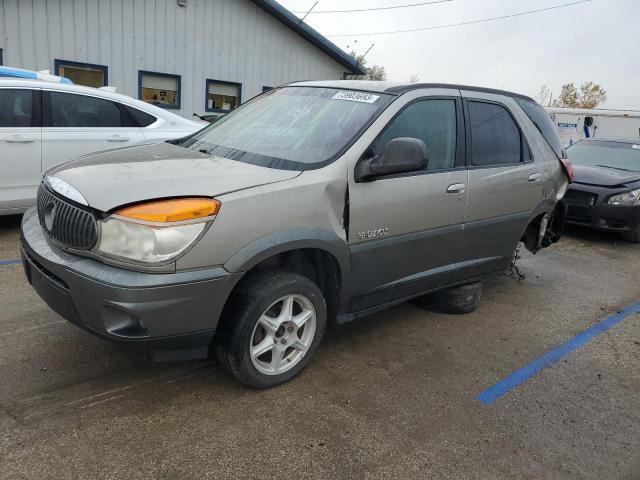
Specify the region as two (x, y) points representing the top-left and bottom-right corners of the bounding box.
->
(249, 294), (317, 376)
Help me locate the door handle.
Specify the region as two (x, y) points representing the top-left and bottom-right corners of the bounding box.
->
(446, 183), (466, 194)
(106, 135), (129, 142)
(3, 134), (35, 143)
(528, 173), (542, 182)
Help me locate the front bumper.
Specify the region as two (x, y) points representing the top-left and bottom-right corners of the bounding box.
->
(564, 186), (640, 234)
(20, 208), (242, 361)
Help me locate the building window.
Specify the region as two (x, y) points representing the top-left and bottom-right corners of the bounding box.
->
(139, 71), (181, 109)
(206, 79), (241, 112)
(54, 59), (108, 87)
(262, 86), (274, 93)
(0, 48), (3, 65)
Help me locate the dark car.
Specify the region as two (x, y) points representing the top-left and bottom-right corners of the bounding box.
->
(564, 138), (640, 242)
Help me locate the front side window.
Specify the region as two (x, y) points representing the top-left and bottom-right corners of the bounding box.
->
(139, 71), (180, 109)
(469, 101), (522, 166)
(372, 99), (457, 171)
(179, 87), (393, 170)
(46, 92), (126, 127)
(55, 60), (107, 87)
(207, 80), (241, 112)
(0, 89), (38, 127)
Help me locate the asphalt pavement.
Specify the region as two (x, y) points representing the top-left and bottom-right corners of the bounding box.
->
(0, 215), (638, 479)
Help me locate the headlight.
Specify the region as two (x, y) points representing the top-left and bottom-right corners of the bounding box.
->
(95, 198), (220, 264)
(607, 189), (640, 206)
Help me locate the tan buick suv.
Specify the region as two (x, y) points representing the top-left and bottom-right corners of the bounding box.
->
(21, 81), (571, 388)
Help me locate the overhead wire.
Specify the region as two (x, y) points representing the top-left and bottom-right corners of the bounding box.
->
(281, 0), (378, 62)
(291, 0), (452, 14)
(325, 0), (593, 37)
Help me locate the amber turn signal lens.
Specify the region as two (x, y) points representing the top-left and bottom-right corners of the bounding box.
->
(116, 198), (220, 223)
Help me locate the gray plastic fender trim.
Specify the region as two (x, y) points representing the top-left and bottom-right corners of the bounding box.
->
(223, 227), (350, 284)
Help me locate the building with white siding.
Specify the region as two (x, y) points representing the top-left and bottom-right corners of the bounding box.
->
(0, 0), (365, 118)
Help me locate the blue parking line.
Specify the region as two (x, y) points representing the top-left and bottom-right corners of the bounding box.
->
(477, 301), (640, 405)
(0, 259), (21, 266)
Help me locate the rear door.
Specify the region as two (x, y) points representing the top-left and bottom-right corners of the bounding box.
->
(41, 90), (147, 172)
(0, 87), (42, 211)
(347, 89), (468, 312)
(452, 92), (540, 281)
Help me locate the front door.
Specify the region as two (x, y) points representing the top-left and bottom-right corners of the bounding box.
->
(0, 88), (42, 211)
(347, 91), (468, 312)
(42, 90), (146, 172)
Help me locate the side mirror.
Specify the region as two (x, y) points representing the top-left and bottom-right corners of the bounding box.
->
(355, 137), (428, 182)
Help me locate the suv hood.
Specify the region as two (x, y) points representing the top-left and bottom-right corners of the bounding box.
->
(572, 165), (640, 187)
(48, 142), (300, 212)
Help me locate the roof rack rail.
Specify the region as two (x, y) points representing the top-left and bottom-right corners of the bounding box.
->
(0, 66), (73, 84)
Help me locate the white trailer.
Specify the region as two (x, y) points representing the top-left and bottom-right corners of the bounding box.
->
(545, 107), (640, 146)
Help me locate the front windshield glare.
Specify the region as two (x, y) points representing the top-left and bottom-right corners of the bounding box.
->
(567, 141), (640, 172)
(180, 87), (392, 170)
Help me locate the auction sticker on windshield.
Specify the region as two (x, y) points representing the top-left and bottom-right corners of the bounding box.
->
(332, 91), (380, 103)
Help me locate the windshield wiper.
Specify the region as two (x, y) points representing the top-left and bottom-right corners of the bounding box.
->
(595, 164), (636, 172)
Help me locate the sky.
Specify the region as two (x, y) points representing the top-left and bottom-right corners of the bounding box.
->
(275, 0), (639, 109)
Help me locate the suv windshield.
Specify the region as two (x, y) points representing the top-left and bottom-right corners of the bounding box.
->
(178, 87), (393, 170)
(567, 140), (640, 172)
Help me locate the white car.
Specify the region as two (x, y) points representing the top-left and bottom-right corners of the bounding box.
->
(0, 75), (206, 215)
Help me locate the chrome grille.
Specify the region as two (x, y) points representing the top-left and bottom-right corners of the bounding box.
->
(37, 184), (98, 250)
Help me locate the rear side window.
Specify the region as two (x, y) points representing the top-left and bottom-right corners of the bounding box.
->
(46, 92), (125, 128)
(0, 89), (39, 127)
(124, 105), (157, 127)
(373, 99), (457, 171)
(469, 101), (522, 166)
(515, 98), (563, 159)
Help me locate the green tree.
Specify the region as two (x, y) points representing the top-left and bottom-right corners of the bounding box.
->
(347, 51), (387, 81)
(368, 65), (387, 81)
(553, 81), (607, 109)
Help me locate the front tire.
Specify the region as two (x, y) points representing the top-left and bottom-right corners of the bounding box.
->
(215, 270), (326, 389)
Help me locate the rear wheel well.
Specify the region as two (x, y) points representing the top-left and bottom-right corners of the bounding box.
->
(521, 201), (567, 253)
(218, 249), (342, 331)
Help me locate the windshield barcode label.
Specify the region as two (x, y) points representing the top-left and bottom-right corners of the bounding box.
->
(332, 91), (380, 103)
